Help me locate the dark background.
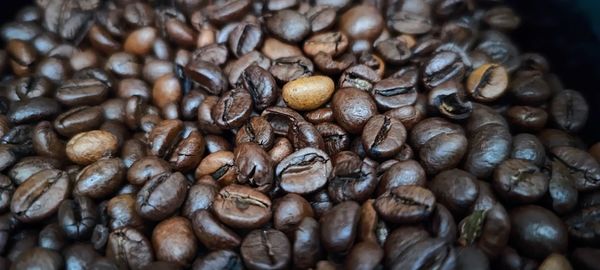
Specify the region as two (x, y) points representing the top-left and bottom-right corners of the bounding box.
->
(1, 0), (599, 143)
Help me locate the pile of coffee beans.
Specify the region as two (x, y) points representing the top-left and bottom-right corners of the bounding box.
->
(0, 0), (599, 269)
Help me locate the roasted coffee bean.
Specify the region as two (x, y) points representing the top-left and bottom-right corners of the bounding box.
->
(186, 60), (228, 96)
(152, 216), (197, 266)
(241, 229), (291, 270)
(58, 196), (98, 240)
(303, 31), (349, 58)
(344, 241), (384, 270)
(506, 105), (548, 131)
(38, 223), (66, 251)
(127, 156), (171, 186)
(340, 4), (383, 41)
(196, 151), (237, 185)
(328, 151), (378, 202)
(375, 38), (412, 65)
(332, 87), (378, 134)
(10, 247), (63, 270)
(228, 23), (263, 58)
(212, 88), (253, 129)
(241, 64), (278, 110)
(192, 210), (241, 250)
(388, 0), (433, 34)
(306, 5), (336, 33)
(7, 97), (61, 124)
(287, 120), (325, 150)
(260, 37), (303, 60)
(165, 19), (196, 48)
(233, 142), (274, 192)
(11, 169), (69, 223)
(53, 106), (104, 137)
(169, 131), (205, 172)
(509, 70), (551, 105)
(552, 146), (600, 191)
(8, 156), (61, 185)
(107, 194), (144, 230)
(276, 147), (332, 194)
(378, 160), (426, 195)
(509, 205), (568, 260)
(148, 119), (183, 158)
(361, 115), (406, 159)
(269, 137), (294, 164)
(270, 56), (314, 83)
(74, 158), (125, 199)
(292, 217), (321, 269)
(375, 185), (435, 224)
(0, 175), (14, 213)
(371, 77), (417, 110)
(152, 74), (182, 109)
(316, 122), (351, 156)
(493, 159), (548, 203)
(466, 64), (509, 102)
(339, 64), (380, 92)
(261, 106), (304, 135)
(320, 201), (360, 253)
(313, 52), (355, 75)
(548, 160), (578, 214)
(66, 130), (118, 165)
(550, 89), (589, 133)
(106, 227), (154, 270)
(422, 51), (466, 89)
(213, 184), (272, 229)
(225, 51), (271, 86)
(430, 169), (479, 216)
(136, 172), (188, 221)
(236, 116), (274, 149)
(266, 10), (310, 43)
(273, 194), (314, 234)
(192, 249), (244, 270)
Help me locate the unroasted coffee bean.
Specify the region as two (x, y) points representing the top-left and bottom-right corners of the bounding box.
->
(11, 169), (69, 223)
(136, 172), (188, 221)
(493, 159), (548, 204)
(241, 229), (291, 270)
(213, 184), (272, 229)
(332, 87), (377, 134)
(66, 130), (118, 165)
(550, 89), (589, 133)
(212, 88), (253, 129)
(375, 185), (435, 224)
(74, 158), (125, 199)
(276, 147), (332, 194)
(320, 201), (360, 253)
(106, 227), (154, 270)
(282, 75), (333, 111)
(152, 216), (197, 266)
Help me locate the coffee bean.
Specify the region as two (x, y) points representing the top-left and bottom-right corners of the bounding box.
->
(74, 158), (125, 199)
(212, 88), (253, 129)
(374, 185), (435, 224)
(320, 201), (360, 253)
(361, 115), (406, 159)
(136, 172), (188, 221)
(196, 150), (237, 185)
(466, 64), (508, 102)
(430, 169), (479, 216)
(306, 5), (336, 33)
(506, 106), (548, 131)
(241, 229), (291, 270)
(106, 227), (154, 270)
(509, 205), (568, 260)
(266, 10), (310, 43)
(152, 216), (197, 266)
(273, 194), (314, 233)
(282, 75), (334, 111)
(303, 31), (349, 58)
(185, 60), (228, 96)
(260, 37), (303, 60)
(7, 97), (61, 124)
(344, 241), (384, 270)
(378, 160), (426, 195)
(124, 27), (157, 56)
(148, 119), (184, 158)
(11, 169), (69, 223)
(213, 184), (272, 229)
(328, 151), (378, 202)
(550, 89), (589, 133)
(225, 51), (271, 86)
(332, 87), (377, 134)
(228, 23), (263, 58)
(375, 37), (412, 65)
(192, 210), (241, 250)
(552, 146), (600, 191)
(8, 156), (61, 185)
(107, 194), (144, 230)
(10, 247), (63, 270)
(270, 56), (314, 83)
(233, 142), (274, 192)
(493, 159), (548, 204)
(38, 223), (66, 251)
(58, 196), (98, 240)
(276, 147), (332, 194)
(339, 64), (380, 92)
(422, 51), (466, 89)
(54, 106), (104, 137)
(241, 64), (278, 110)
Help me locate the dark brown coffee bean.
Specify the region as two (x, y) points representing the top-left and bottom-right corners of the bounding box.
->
(192, 209), (241, 250)
(377, 160), (426, 195)
(375, 185), (435, 224)
(105, 52), (141, 78)
(273, 194), (314, 233)
(276, 147), (332, 194)
(136, 172), (188, 221)
(213, 184), (272, 229)
(195, 151), (237, 186)
(552, 146), (600, 191)
(206, 0), (252, 25)
(361, 115), (406, 159)
(233, 142), (274, 192)
(53, 106), (104, 137)
(422, 51), (466, 89)
(266, 10), (310, 43)
(106, 194), (144, 231)
(192, 44), (229, 66)
(493, 159), (548, 204)
(106, 227), (154, 270)
(10, 76), (53, 100)
(506, 106), (548, 131)
(339, 64), (380, 92)
(165, 18), (197, 48)
(38, 223), (66, 251)
(269, 137), (294, 164)
(509, 205), (568, 260)
(152, 216), (197, 266)
(313, 52), (355, 75)
(236, 116), (274, 149)
(371, 77), (417, 110)
(8, 156), (61, 186)
(303, 31), (349, 58)
(344, 241), (384, 270)
(228, 23), (263, 58)
(328, 151), (378, 202)
(241, 229), (291, 270)
(375, 38), (412, 65)
(58, 196), (98, 240)
(148, 119), (183, 158)
(509, 70), (551, 105)
(241, 64), (278, 111)
(388, 1), (433, 34)
(9, 247), (63, 270)
(192, 250), (244, 270)
(56, 78), (109, 107)
(287, 120), (324, 150)
(224, 51), (271, 86)
(320, 201), (360, 253)
(332, 87), (377, 134)
(0, 175), (14, 213)
(212, 88), (253, 129)
(550, 89), (589, 133)
(430, 169), (479, 216)
(270, 56), (314, 83)
(466, 64), (509, 102)
(306, 5), (336, 33)
(11, 169), (69, 223)
(185, 60), (228, 96)
(169, 131), (205, 172)
(75, 158), (125, 199)
(7, 97), (60, 124)
(315, 122), (350, 156)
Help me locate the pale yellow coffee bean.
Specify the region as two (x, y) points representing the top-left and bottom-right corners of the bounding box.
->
(538, 253), (572, 270)
(282, 76), (335, 111)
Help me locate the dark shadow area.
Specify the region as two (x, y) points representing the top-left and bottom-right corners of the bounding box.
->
(1, 1), (599, 143)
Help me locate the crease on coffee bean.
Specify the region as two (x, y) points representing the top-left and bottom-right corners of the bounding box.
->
(220, 190), (270, 209)
(16, 170), (64, 218)
(278, 153), (328, 177)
